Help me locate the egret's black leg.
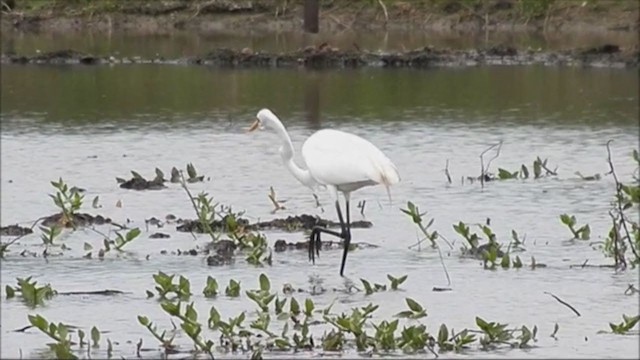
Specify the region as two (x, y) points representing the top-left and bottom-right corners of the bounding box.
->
(308, 225), (341, 264)
(339, 200), (352, 277)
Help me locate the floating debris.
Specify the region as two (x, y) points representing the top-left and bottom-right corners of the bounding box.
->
(273, 239), (378, 253)
(149, 232), (170, 239)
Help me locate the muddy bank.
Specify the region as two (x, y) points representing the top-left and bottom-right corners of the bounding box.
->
(1, 0), (638, 35)
(1, 44), (637, 68)
(177, 214), (373, 234)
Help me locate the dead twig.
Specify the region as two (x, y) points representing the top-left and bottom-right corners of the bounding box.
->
(357, 200), (366, 216)
(606, 140), (639, 261)
(444, 159), (452, 184)
(609, 211), (626, 270)
(544, 292), (581, 317)
(480, 141), (503, 188)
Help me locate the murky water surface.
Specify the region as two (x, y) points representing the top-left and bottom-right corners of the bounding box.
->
(1, 32), (639, 359)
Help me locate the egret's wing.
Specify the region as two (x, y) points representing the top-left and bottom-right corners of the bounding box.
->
(301, 129), (399, 187)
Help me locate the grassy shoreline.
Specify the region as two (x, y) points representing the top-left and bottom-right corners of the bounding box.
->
(1, 0), (638, 35)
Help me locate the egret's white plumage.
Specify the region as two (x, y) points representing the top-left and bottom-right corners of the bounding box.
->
(249, 108), (400, 276)
(303, 129), (400, 194)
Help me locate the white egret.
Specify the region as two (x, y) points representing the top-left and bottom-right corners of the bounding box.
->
(248, 108), (400, 276)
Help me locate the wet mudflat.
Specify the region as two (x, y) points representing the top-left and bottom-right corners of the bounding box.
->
(1, 33), (639, 359)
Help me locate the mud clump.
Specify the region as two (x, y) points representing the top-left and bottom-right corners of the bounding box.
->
(149, 232), (170, 239)
(4, 45), (637, 68)
(5, 49), (98, 65)
(205, 239), (236, 266)
(0, 224), (33, 237)
(177, 214), (372, 234)
(41, 212), (114, 228)
(176, 215), (251, 233)
(118, 177), (166, 190)
(252, 214), (373, 232)
(273, 238), (378, 253)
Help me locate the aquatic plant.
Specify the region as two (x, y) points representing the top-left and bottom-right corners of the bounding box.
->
(359, 274), (408, 295)
(225, 279), (241, 297)
(401, 201), (438, 247)
(395, 298), (427, 319)
(149, 271), (191, 300)
(137, 316), (176, 353)
(39, 225), (62, 246)
(28, 314), (76, 359)
(559, 214), (590, 240)
(608, 314), (640, 334)
(171, 163), (205, 183)
(601, 143), (640, 268)
(161, 301), (215, 359)
(49, 178), (84, 227)
(246, 273), (276, 312)
(202, 276), (219, 298)
(6, 276), (56, 307)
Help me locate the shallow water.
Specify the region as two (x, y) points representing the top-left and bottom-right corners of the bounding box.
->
(1, 56), (639, 358)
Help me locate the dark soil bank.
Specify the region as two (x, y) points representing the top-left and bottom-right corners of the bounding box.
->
(2, 44), (637, 68)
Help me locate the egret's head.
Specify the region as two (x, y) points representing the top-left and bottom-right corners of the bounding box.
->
(247, 108), (278, 132)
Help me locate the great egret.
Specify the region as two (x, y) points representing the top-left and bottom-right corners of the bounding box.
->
(248, 108), (400, 276)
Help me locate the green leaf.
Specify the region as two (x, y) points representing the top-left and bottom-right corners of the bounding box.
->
(126, 228), (141, 241)
(360, 279), (373, 295)
(137, 316), (149, 326)
(161, 301), (180, 316)
(185, 302), (198, 322)
(304, 298), (315, 316)
(155, 167), (164, 180)
(559, 214), (571, 226)
(405, 298), (423, 313)
(290, 297), (300, 315)
(187, 163), (197, 179)
(438, 323), (449, 344)
(131, 170), (143, 180)
(395, 310), (414, 318)
(5, 285), (15, 299)
(533, 158), (542, 178)
(92, 196), (100, 208)
(501, 253), (510, 268)
(580, 224), (591, 240)
(475, 316), (489, 332)
(203, 276), (218, 298)
(259, 273), (270, 292)
(91, 326), (100, 347)
(28, 314), (49, 332)
(497, 168), (515, 180)
(521, 164), (529, 179)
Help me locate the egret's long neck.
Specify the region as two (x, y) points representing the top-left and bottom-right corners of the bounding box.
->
(271, 119), (315, 188)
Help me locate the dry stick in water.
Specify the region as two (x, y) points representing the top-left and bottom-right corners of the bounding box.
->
(479, 141), (503, 188)
(605, 139), (639, 261)
(444, 159), (452, 184)
(544, 292), (581, 317)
